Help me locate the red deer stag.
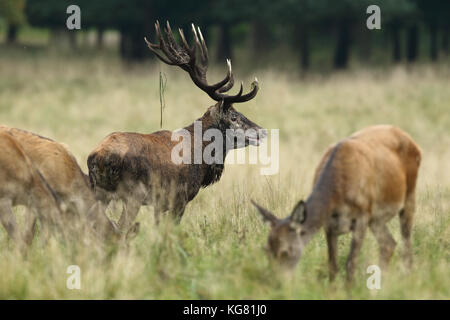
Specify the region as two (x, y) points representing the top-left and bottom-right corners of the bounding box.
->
(0, 126), (136, 242)
(88, 21), (266, 229)
(252, 125), (421, 282)
(0, 131), (62, 245)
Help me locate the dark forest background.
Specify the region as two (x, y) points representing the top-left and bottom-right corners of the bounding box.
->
(0, 0), (449, 72)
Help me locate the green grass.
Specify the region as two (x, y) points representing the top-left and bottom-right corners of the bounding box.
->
(0, 48), (449, 299)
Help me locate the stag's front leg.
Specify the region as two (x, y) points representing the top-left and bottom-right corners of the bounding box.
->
(172, 205), (186, 224)
(153, 207), (161, 225)
(117, 184), (147, 231)
(346, 216), (368, 284)
(118, 198), (141, 232)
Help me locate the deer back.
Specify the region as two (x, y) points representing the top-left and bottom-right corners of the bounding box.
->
(311, 125), (421, 219)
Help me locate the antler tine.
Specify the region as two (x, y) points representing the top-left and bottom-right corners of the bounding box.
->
(197, 26), (208, 62)
(191, 24), (206, 64)
(145, 21), (258, 104)
(224, 82), (243, 99)
(217, 59), (235, 93)
(178, 28), (193, 56)
(154, 21), (180, 63)
(144, 30), (160, 50)
(164, 21), (185, 62)
(144, 37), (176, 65)
(165, 21), (178, 49)
(225, 78), (259, 103)
(207, 59), (233, 93)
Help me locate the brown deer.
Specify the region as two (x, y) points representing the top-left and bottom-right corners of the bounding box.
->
(0, 130), (62, 245)
(0, 126), (137, 242)
(88, 21), (266, 230)
(252, 125), (421, 283)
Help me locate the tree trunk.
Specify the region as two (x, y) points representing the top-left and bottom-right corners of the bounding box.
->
(252, 20), (271, 61)
(217, 22), (232, 62)
(119, 30), (151, 61)
(406, 24), (419, 62)
(7, 24), (18, 44)
(68, 31), (77, 50)
(443, 25), (449, 55)
(295, 24), (310, 71)
(118, 3), (154, 62)
(392, 25), (401, 62)
(97, 28), (105, 50)
(334, 21), (351, 69)
(359, 29), (372, 63)
(49, 29), (74, 49)
(49, 28), (62, 46)
(120, 31), (132, 60)
(429, 24), (438, 61)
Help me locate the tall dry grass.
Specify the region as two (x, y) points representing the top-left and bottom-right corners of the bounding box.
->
(0, 49), (448, 298)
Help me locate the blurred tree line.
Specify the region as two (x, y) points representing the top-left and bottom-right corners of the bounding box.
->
(0, 0), (449, 70)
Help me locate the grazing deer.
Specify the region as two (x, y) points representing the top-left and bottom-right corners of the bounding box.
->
(88, 21), (266, 229)
(0, 131), (62, 245)
(0, 126), (137, 242)
(252, 125), (421, 282)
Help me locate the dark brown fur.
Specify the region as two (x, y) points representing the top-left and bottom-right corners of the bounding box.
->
(88, 21), (265, 230)
(88, 105), (264, 227)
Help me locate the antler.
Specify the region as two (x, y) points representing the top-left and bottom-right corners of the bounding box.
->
(144, 21), (259, 105)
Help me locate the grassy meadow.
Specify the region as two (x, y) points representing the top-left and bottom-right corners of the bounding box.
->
(0, 46), (449, 299)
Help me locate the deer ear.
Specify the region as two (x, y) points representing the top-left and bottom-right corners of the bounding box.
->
(251, 200), (279, 227)
(290, 200), (307, 229)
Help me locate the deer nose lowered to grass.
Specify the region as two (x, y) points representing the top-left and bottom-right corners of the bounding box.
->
(252, 125), (421, 283)
(88, 21), (267, 231)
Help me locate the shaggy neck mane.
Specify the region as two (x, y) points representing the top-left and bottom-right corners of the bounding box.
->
(183, 109), (228, 188)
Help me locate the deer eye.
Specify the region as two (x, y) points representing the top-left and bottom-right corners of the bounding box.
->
(230, 115), (237, 122)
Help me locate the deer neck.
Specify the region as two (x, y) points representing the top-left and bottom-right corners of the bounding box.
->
(182, 111), (228, 188)
(301, 154), (339, 239)
(304, 191), (333, 231)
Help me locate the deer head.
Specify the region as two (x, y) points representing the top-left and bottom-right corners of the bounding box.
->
(145, 21), (266, 149)
(252, 200), (308, 269)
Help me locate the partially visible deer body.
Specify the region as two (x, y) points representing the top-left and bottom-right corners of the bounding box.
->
(253, 125), (421, 282)
(88, 21), (266, 230)
(0, 126), (134, 242)
(0, 131), (62, 245)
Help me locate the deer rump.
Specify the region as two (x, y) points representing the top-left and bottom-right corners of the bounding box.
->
(87, 131), (222, 211)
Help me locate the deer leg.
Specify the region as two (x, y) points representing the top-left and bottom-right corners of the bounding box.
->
(399, 193), (415, 270)
(118, 198), (141, 231)
(153, 207), (161, 225)
(125, 222), (140, 241)
(346, 217), (368, 284)
(117, 201), (128, 231)
(172, 205), (186, 224)
(0, 198), (20, 242)
(35, 215), (52, 246)
(87, 201), (119, 240)
(370, 220), (397, 270)
(23, 208), (38, 246)
(326, 228), (339, 281)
